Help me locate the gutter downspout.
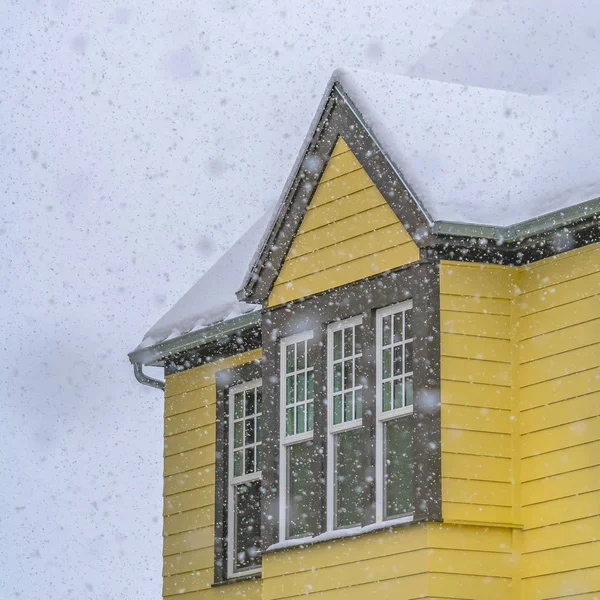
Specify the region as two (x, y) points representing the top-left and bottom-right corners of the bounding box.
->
(132, 362), (165, 391)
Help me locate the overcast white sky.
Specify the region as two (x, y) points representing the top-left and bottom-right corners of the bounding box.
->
(1, 0), (596, 598)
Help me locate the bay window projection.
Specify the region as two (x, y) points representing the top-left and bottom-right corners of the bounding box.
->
(228, 380), (262, 578)
(279, 333), (318, 540)
(376, 301), (415, 522)
(327, 316), (364, 530)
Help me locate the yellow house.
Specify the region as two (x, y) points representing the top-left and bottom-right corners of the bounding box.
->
(129, 69), (600, 600)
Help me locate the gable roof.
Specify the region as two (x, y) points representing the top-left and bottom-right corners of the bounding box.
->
(130, 64), (600, 365)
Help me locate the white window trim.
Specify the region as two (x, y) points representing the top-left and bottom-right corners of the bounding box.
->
(326, 315), (363, 532)
(227, 379), (262, 580)
(375, 300), (414, 523)
(279, 331), (314, 542)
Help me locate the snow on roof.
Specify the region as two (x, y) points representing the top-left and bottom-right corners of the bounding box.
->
(136, 212), (271, 350)
(335, 68), (600, 227)
(137, 52), (600, 353)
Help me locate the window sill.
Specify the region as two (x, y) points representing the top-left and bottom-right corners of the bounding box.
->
(266, 514), (414, 553)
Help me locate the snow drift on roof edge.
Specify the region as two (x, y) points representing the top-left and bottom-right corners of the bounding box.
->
(334, 67), (600, 227)
(136, 212), (270, 350)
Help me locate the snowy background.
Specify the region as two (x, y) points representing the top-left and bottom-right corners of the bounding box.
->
(1, 1), (597, 598)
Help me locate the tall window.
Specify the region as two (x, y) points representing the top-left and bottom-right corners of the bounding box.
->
(279, 332), (318, 540)
(228, 380), (262, 578)
(327, 316), (364, 530)
(376, 301), (415, 522)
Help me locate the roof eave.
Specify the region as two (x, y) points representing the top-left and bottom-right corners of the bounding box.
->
(433, 195), (600, 243)
(128, 310), (261, 368)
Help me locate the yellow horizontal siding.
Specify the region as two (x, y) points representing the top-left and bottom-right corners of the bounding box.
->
(298, 186), (385, 233)
(441, 428), (512, 458)
(523, 516), (600, 554)
(518, 243), (600, 294)
(441, 333), (511, 363)
(268, 137), (418, 306)
(164, 444), (216, 477)
(519, 293), (600, 340)
(277, 223), (414, 284)
(269, 243), (418, 306)
(163, 580), (262, 600)
(163, 547), (213, 576)
(521, 440), (600, 482)
(440, 293), (512, 316)
(518, 248), (600, 599)
(520, 366), (600, 411)
(441, 380), (511, 410)
(521, 565), (600, 600)
(162, 350), (262, 599)
(308, 169), (373, 210)
(521, 416), (600, 457)
(164, 465), (214, 496)
(165, 385), (216, 417)
(441, 311), (511, 339)
(441, 404), (511, 434)
(165, 404), (216, 437)
(443, 478), (512, 505)
(522, 489), (600, 529)
(164, 486), (214, 516)
(290, 204), (397, 258)
(440, 261), (515, 299)
(318, 148), (362, 183)
(520, 392), (600, 434)
(163, 568), (213, 597)
(442, 454), (511, 482)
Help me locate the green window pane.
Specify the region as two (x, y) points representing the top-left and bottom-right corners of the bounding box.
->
(393, 379), (404, 410)
(382, 315), (392, 346)
(355, 389), (363, 419)
(333, 363), (342, 393)
(384, 417), (415, 519)
(256, 387), (262, 413)
(405, 377), (414, 406)
(234, 392), (244, 419)
(245, 389), (255, 416)
(344, 391), (353, 422)
(233, 481), (261, 572)
(286, 344), (295, 374)
(343, 359), (353, 389)
(393, 345), (403, 376)
(286, 375), (295, 405)
(256, 415), (262, 442)
(333, 394), (343, 425)
(234, 450), (243, 477)
(307, 401), (314, 431)
(405, 342), (413, 373)
(296, 341), (305, 370)
(245, 447), (255, 474)
(334, 428), (364, 529)
(393, 312), (403, 344)
(245, 418), (255, 445)
(344, 327), (353, 358)
(382, 381), (392, 412)
(234, 422), (243, 448)
(382, 348), (391, 380)
(333, 329), (342, 361)
(307, 370), (314, 400)
(286, 408), (294, 436)
(296, 404), (305, 434)
(297, 371), (306, 403)
(287, 441), (319, 538)
(256, 445), (262, 471)
(405, 308), (413, 339)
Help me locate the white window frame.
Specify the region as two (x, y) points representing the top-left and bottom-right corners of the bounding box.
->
(326, 315), (363, 531)
(278, 331), (314, 541)
(227, 378), (262, 579)
(375, 300), (414, 523)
